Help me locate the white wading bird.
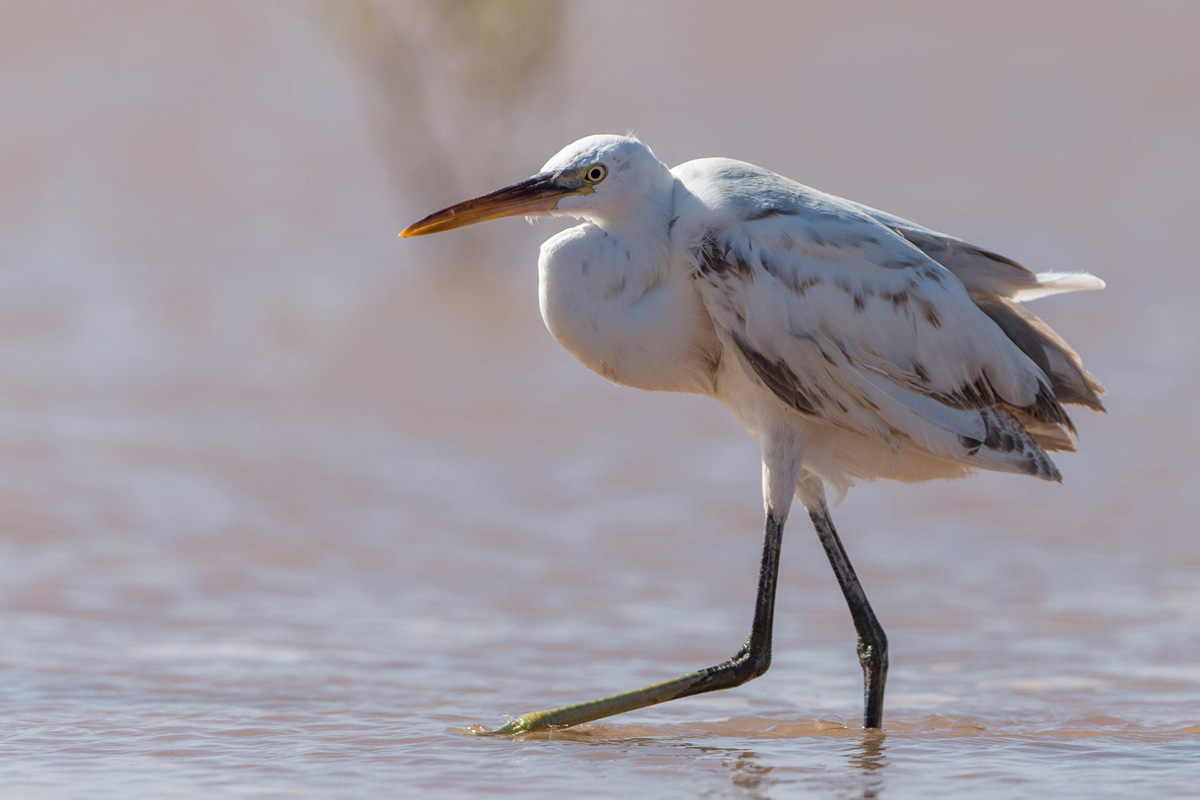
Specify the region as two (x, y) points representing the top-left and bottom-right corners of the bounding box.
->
(402, 135), (1104, 733)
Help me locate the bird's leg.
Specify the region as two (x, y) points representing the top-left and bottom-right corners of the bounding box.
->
(474, 510), (787, 736)
(807, 498), (888, 729)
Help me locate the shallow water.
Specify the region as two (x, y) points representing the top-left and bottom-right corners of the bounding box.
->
(1, 1), (1198, 797)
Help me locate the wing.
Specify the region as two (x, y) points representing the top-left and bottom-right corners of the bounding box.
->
(673, 159), (1101, 480)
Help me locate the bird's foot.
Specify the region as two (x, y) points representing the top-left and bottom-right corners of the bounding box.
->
(470, 712), (555, 737)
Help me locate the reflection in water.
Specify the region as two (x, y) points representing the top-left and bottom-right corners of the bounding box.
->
(721, 731), (888, 799)
(727, 750), (774, 798)
(846, 733), (888, 800)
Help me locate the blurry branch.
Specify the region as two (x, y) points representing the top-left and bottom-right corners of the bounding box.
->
(304, 0), (565, 269)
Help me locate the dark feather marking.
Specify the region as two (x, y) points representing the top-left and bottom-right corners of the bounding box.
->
(761, 254), (822, 296)
(921, 300), (942, 329)
(961, 243), (1025, 270)
(959, 408), (1061, 481)
(795, 275), (822, 295)
(930, 376), (1000, 410)
(693, 231), (754, 281)
(747, 206), (800, 222)
(853, 292), (867, 311)
(982, 421), (1020, 453)
(920, 266), (947, 286)
(730, 253), (754, 279)
(883, 289), (909, 308)
(731, 332), (822, 417)
(854, 392), (881, 412)
(1032, 382), (1075, 434)
(933, 373), (1074, 440)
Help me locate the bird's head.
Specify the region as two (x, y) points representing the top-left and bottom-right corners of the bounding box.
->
(401, 135), (671, 237)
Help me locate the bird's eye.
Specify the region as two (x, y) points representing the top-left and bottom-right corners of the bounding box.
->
(583, 164), (607, 184)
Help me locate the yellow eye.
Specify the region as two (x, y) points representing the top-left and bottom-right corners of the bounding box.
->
(583, 164), (607, 184)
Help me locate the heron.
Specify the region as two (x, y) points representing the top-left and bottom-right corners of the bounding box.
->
(402, 135), (1104, 734)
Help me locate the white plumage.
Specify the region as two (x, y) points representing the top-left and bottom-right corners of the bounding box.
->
(403, 134), (1104, 733)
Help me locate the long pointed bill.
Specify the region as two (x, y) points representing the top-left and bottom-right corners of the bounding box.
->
(401, 173), (577, 237)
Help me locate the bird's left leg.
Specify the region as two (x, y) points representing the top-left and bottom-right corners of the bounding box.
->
(474, 433), (803, 736)
(798, 476), (888, 729)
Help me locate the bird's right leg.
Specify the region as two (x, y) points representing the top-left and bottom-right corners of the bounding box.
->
(474, 436), (803, 736)
(474, 509), (789, 735)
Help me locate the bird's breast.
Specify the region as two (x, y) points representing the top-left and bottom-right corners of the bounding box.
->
(538, 225), (720, 395)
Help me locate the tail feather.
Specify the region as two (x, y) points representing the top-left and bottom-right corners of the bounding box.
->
(1006, 407), (1076, 453)
(960, 407), (1062, 482)
(975, 297), (1105, 412)
(1012, 271), (1106, 301)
